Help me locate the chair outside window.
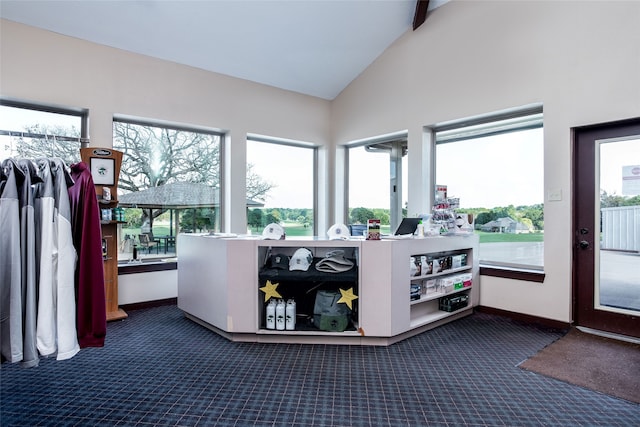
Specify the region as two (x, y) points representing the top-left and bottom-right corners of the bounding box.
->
(147, 231), (165, 253)
(147, 231), (161, 246)
(138, 233), (158, 254)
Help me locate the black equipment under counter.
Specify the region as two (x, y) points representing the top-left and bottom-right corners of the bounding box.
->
(259, 257), (358, 283)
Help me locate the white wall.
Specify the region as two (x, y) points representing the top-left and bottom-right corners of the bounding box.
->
(331, 0), (640, 323)
(118, 270), (177, 306)
(3, 0), (639, 323)
(0, 19), (332, 233)
(0, 19), (333, 307)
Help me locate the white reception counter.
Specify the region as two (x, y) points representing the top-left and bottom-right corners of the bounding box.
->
(177, 234), (479, 346)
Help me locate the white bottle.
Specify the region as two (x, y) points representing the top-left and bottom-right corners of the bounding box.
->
(410, 257), (418, 276)
(421, 256), (429, 275)
(275, 299), (286, 330)
(285, 299), (296, 330)
(266, 299), (276, 330)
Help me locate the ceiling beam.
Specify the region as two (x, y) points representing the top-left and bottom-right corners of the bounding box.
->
(413, 0), (430, 31)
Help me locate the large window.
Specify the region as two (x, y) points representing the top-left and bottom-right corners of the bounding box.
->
(246, 136), (316, 236)
(347, 135), (408, 235)
(434, 107), (544, 270)
(0, 101), (86, 163)
(113, 118), (222, 262)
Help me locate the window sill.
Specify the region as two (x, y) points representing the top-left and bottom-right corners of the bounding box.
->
(118, 259), (177, 275)
(116, 260), (546, 282)
(479, 265), (545, 283)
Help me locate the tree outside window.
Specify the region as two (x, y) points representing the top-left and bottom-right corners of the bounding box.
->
(112, 120), (275, 261)
(0, 104), (84, 163)
(113, 120), (223, 261)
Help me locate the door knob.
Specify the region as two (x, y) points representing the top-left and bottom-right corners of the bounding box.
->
(579, 240), (590, 249)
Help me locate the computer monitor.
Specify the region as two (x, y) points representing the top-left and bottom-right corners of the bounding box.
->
(394, 217), (422, 236)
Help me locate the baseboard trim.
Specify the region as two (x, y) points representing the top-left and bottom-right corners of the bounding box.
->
(119, 301), (571, 335)
(121, 298), (177, 312)
(476, 306), (570, 331)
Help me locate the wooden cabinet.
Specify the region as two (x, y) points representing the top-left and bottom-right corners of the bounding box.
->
(101, 220), (127, 321)
(80, 147), (127, 321)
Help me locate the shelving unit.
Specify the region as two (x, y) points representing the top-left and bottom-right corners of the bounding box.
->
(358, 235), (479, 341)
(100, 219), (128, 321)
(408, 247), (474, 329)
(178, 234), (479, 345)
(256, 243), (359, 334)
(410, 286), (469, 306)
(80, 147), (127, 322)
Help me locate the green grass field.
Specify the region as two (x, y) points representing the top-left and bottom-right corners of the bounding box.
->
(282, 225), (541, 241)
(476, 230), (544, 243)
(124, 223), (542, 243)
(278, 222), (312, 236)
(276, 222), (394, 237)
(122, 226), (172, 239)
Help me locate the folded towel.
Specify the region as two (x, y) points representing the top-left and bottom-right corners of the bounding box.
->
(315, 250), (354, 273)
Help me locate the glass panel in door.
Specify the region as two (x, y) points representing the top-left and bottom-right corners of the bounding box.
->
(596, 137), (640, 315)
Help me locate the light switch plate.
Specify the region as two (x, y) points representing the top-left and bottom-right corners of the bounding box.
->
(547, 188), (562, 201)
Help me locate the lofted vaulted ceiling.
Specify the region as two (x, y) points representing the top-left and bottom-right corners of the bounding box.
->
(0, 0), (448, 100)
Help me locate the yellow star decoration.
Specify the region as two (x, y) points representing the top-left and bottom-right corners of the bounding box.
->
(337, 287), (358, 310)
(259, 280), (282, 302)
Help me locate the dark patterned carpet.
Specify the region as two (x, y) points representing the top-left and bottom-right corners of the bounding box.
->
(1, 305), (639, 426)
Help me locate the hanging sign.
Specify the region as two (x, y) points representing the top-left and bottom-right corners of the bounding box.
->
(622, 165), (640, 196)
(80, 147), (123, 203)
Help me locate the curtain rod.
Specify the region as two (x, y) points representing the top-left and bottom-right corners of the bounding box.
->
(0, 129), (90, 144)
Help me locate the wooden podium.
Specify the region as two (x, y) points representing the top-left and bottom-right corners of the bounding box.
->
(80, 147), (128, 321)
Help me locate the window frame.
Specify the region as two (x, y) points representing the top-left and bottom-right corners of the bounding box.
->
(246, 134), (319, 236)
(0, 98), (89, 146)
(344, 131), (408, 233)
(431, 105), (545, 282)
(112, 116), (225, 265)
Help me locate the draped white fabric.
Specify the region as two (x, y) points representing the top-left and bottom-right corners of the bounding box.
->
(0, 158), (80, 367)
